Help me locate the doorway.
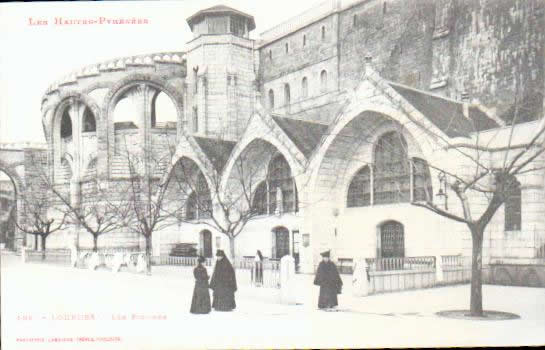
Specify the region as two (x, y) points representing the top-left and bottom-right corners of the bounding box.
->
(199, 230), (212, 258)
(379, 221), (405, 258)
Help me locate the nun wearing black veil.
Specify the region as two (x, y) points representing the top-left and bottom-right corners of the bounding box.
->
(209, 250), (237, 311)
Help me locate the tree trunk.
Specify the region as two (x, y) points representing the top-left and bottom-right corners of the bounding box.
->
(229, 235), (236, 261)
(469, 225), (484, 316)
(93, 235), (98, 252)
(145, 235), (152, 275)
(41, 235), (47, 260)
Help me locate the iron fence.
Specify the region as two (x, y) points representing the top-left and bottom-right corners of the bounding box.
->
(366, 256), (436, 272)
(25, 249), (71, 265)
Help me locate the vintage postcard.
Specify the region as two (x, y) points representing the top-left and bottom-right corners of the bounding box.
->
(1, 0), (545, 349)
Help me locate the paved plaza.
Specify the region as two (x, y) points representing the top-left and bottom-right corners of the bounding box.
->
(1, 252), (544, 349)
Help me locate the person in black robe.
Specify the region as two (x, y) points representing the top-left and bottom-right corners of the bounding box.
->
(209, 250), (237, 311)
(190, 256), (211, 314)
(313, 250), (343, 310)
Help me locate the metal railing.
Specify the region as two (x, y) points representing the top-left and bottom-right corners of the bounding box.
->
(366, 256), (436, 272)
(25, 249), (71, 265)
(250, 260), (281, 289)
(152, 255), (214, 267)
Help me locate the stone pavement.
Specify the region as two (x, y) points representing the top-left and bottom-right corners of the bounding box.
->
(2, 251), (545, 349)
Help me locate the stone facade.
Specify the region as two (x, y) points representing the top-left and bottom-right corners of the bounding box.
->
(2, 1), (544, 273)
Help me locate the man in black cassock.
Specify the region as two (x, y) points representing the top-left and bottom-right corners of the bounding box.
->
(313, 250), (343, 310)
(209, 250), (237, 311)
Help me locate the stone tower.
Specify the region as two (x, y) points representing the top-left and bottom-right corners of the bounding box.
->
(185, 5), (257, 141)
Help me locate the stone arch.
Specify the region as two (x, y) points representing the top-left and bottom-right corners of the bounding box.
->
(103, 73), (184, 128)
(221, 135), (305, 198)
(0, 160), (23, 199)
(309, 103), (442, 207)
(0, 160), (24, 250)
(48, 91), (102, 140)
(163, 154), (214, 221)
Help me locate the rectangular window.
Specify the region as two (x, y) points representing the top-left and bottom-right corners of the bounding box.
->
(192, 107), (198, 133)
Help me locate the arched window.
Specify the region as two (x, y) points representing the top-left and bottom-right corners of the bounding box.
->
(269, 49), (272, 60)
(321, 26), (326, 40)
(60, 110), (72, 139)
(285, 42), (289, 53)
(284, 83), (291, 106)
(412, 158), (433, 202)
(186, 173), (211, 220)
(186, 192), (198, 220)
(347, 165), (371, 207)
(268, 154), (297, 214)
(268, 89), (275, 109)
(303, 34), (307, 46)
(373, 132), (410, 205)
(301, 77), (308, 99)
(504, 175), (521, 231)
(82, 108), (96, 132)
(252, 181), (268, 215)
(320, 70), (328, 93)
(353, 14), (358, 27)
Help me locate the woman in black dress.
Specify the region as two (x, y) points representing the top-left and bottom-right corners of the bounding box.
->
(190, 256), (211, 314)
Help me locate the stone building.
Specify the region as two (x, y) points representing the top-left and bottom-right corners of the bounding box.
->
(5, 0), (544, 275)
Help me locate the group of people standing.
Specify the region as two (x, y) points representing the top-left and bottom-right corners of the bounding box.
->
(190, 249), (237, 314)
(189, 248), (343, 314)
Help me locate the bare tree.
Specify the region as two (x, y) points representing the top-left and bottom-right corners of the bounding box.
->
(408, 91), (545, 316)
(167, 136), (300, 260)
(29, 153), (132, 253)
(13, 192), (67, 259)
(118, 137), (180, 274)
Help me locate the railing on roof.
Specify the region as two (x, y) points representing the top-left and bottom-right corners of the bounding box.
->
(259, 0), (364, 44)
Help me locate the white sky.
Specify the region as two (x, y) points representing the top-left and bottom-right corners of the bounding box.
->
(0, 0), (321, 144)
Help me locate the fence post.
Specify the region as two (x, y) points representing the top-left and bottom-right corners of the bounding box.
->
(435, 255), (443, 284)
(280, 255), (297, 304)
(352, 257), (369, 297)
(70, 244), (78, 268)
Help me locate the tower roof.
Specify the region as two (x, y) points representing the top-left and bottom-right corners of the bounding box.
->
(187, 5), (256, 31)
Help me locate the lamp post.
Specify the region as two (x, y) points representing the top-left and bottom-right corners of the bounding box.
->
(436, 171), (448, 210)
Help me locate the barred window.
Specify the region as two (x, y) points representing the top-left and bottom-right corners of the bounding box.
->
(347, 165), (371, 207)
(504, 176), (521, 231)
(284, 83), (291, 106)
(373, 132), (410, 205)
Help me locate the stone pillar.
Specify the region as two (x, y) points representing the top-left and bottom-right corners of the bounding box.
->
(280, 255), (297, 304)
(352, 257), (369, 297)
